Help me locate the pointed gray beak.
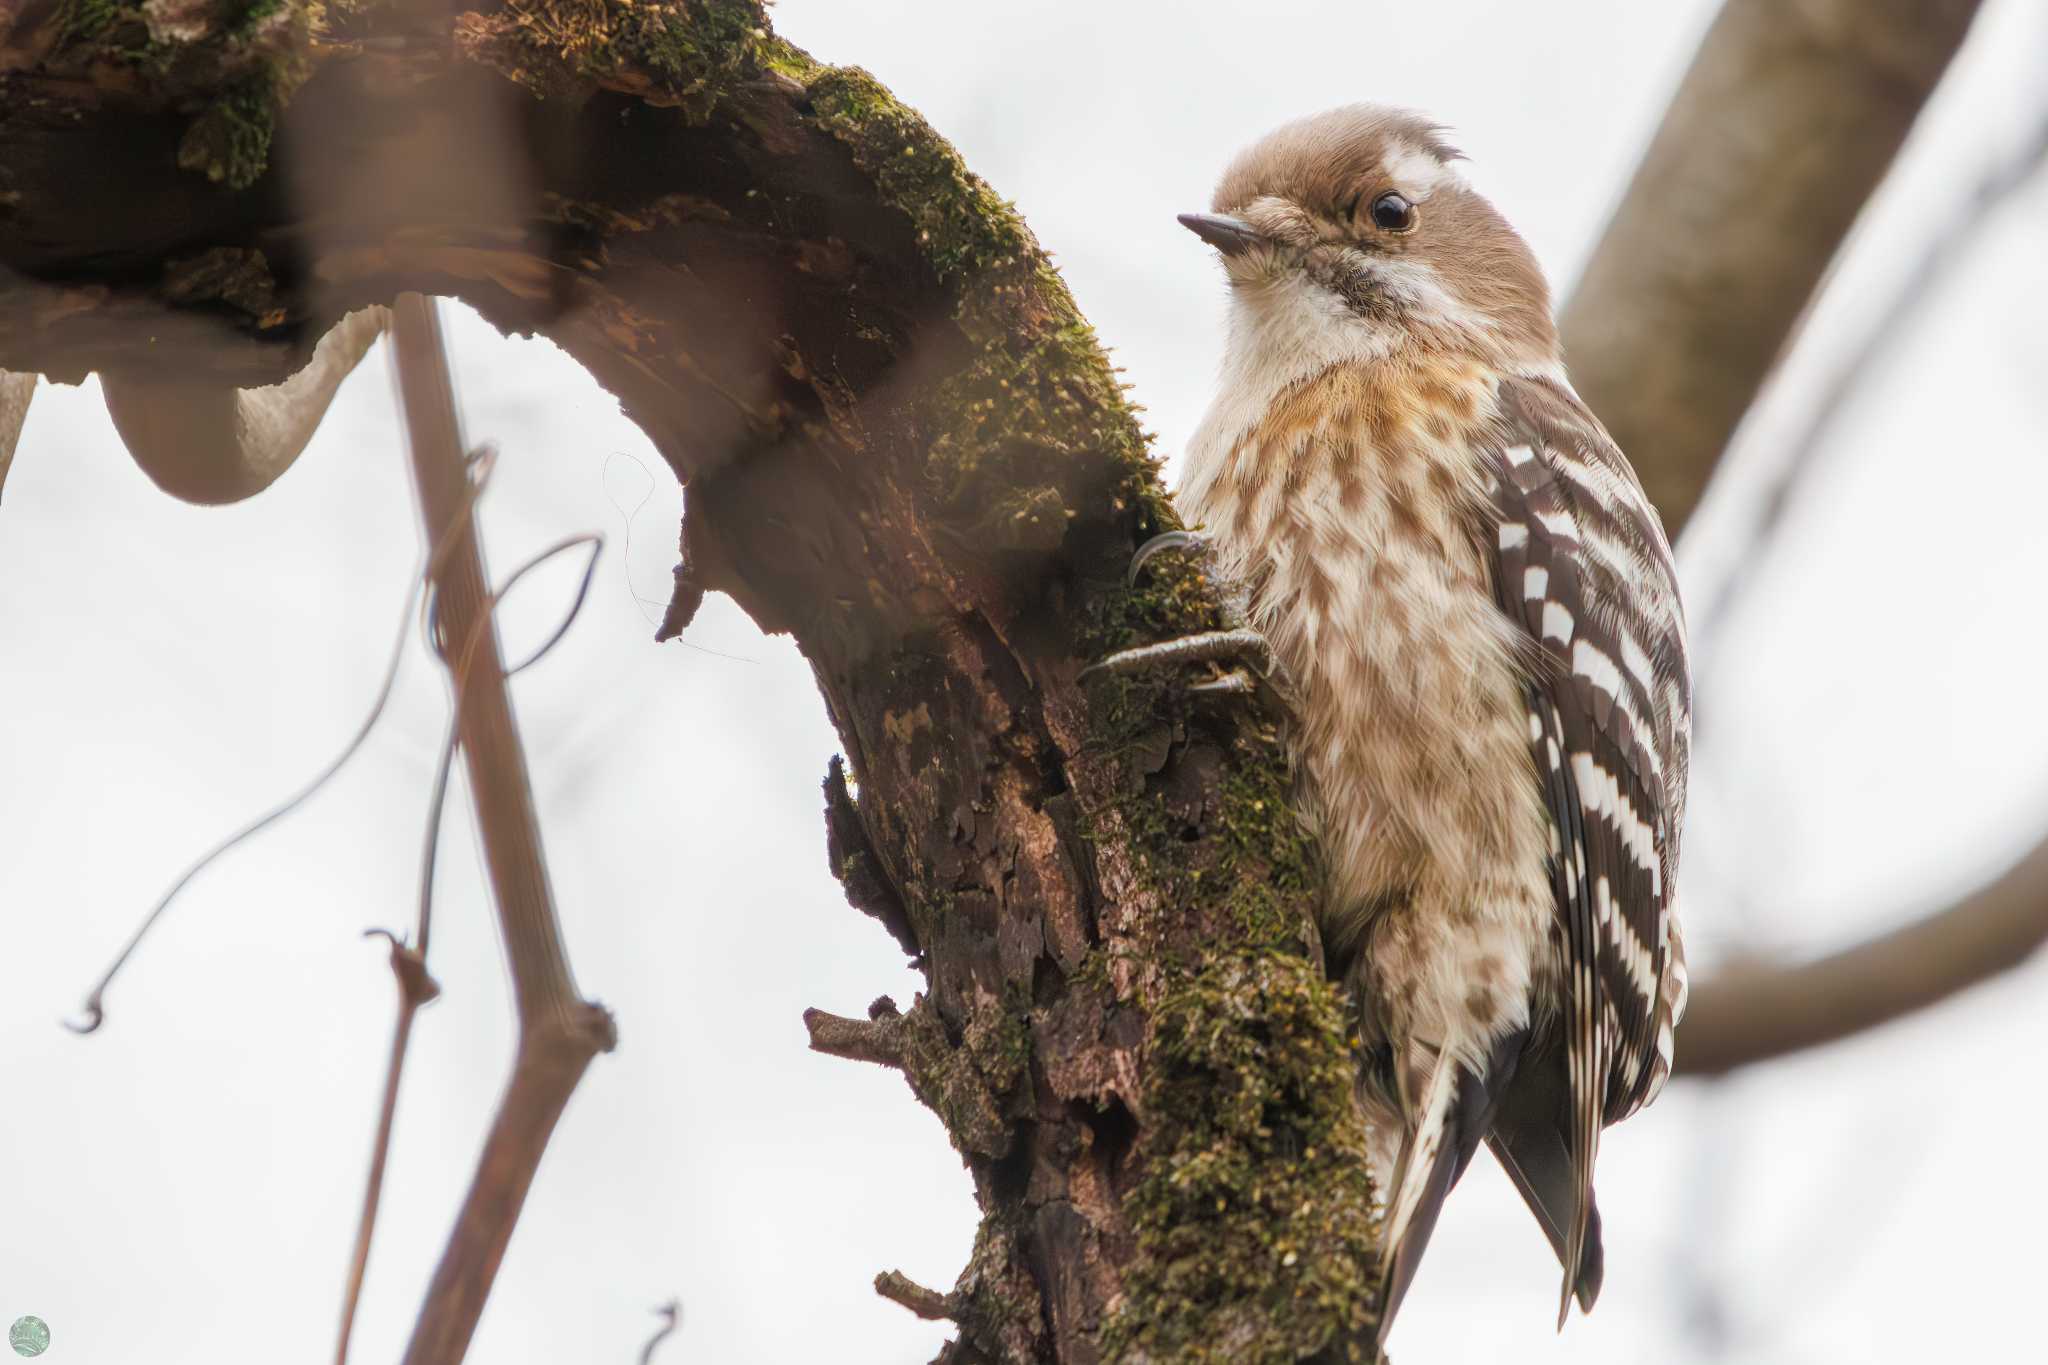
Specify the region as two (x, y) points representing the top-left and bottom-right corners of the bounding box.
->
(1178, 212), (1264, 257)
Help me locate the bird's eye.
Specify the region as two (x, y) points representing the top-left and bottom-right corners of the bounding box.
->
(1370, 192), (1417, 233)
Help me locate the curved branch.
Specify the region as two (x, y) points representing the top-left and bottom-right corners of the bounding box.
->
(0, 9), (1367, 1360)
(1678, 826), (2048, 1077)
(1561, 0), (1986, 537)
(101, 305), (388, 504)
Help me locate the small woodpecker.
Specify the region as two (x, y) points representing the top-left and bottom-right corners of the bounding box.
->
(1095, 104), (1692, 1351)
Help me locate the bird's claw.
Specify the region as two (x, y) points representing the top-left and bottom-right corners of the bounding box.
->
(1082, 627), (1274, 682)
(1088, 528), (1286, 703)
(1188, 668), (1258, 697)
(1126, 529), (1208, 587)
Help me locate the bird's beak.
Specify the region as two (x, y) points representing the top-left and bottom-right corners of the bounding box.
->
(1178, 212), (1264, 257)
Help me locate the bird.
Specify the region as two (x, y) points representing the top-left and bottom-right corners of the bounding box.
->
(1091, 104), (1692, 1351)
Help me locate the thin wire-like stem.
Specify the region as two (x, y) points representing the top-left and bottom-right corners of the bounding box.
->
(64, 431), (489, 1036)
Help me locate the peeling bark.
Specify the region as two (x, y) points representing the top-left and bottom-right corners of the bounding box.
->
(0, 4), (1377, 1359)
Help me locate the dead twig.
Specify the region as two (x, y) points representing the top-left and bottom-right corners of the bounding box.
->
(334, 510), (602, 1363)
(874, 1270), (955, 1322)
(802, 1003), (905, 1070)
(334, 929), (441, 1365)
(389, 294), (616, 1365)
(636, 1299), (682, 1365)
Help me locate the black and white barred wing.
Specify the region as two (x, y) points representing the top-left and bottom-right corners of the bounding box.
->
(1482, 370), (1687, 1309)
(1490, 374), (1691, 1120)
(1486, 374), (1692, 1307)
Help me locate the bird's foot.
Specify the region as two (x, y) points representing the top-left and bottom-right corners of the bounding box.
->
(1085, 530), (1278, 698)
(1084, 627), (1271, 695)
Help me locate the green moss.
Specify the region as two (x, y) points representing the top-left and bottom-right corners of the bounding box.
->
(905, 272), (1171, 562)
(44, 0), (320, 188)
(809, 66), (1032, 285)
(755, 32), (818, 81)
(57, 0), (121, 43)
(1104, 953), (1380, 1364)
(465, 0), (768, 117)
(616, 0), (764, 114)
(224, 0), (296, 42)
(177, 78), (276, 190)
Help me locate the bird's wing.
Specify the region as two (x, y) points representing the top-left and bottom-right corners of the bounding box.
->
(1485, 372), (1692, 1317)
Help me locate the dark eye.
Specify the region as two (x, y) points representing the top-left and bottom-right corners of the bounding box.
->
(1370, 192), (1416, 233)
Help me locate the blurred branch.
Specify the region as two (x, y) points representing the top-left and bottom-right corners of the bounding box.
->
(1678, 824), (2048, 1077)
(102, 306), (389, 504)
(1691, 108), (2048, 651)
(1562, 0), (1987, 537)
(389, 294), (616, 1365)
(336, 930), (442, 1365)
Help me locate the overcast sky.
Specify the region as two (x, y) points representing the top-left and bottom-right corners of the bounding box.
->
(4, 2), (2047, 1362)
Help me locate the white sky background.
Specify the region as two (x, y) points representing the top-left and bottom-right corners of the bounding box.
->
(3, 1), (2047, 1361)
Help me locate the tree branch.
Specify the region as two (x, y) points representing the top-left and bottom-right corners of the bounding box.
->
(876, 1270), (956, 1323)
(1561, 0), (1987, 537)
(1689, 107), (2048, 653)
(1678, 825), (2048, 1077)
(336, 929), (442, 1365)
(388, 293), (616, 1365)
(803, 1005), (906, 1070)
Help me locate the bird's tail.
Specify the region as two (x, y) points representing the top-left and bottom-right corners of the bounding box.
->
(1485, 1032), (1605, 1320)
(1373, 1035), (1521, 1355)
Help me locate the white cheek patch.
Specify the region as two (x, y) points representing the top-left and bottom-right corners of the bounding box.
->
(1383, 141), (1459, 201)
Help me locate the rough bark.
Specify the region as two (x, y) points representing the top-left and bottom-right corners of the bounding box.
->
(0, 4), (1377, 1360)
(1560, 0), (1985, 538)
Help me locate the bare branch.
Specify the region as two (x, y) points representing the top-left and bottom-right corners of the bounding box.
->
(637, 1300), (682, 1365)
(388, 294), (616, 1365)
(802, 1006), (905, 1070)
(875, 1270), (956, 1322)
(101, 305), (388, 504)
(1679, 825), (2048, 1077)
(1561, 0), (1987, 537)
(335, 930), (442, 1365)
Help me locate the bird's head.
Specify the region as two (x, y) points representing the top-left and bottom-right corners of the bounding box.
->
(1188, 104), (1559, 373)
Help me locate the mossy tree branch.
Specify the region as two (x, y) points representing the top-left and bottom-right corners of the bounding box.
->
(0, 3), (1378, 1360)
